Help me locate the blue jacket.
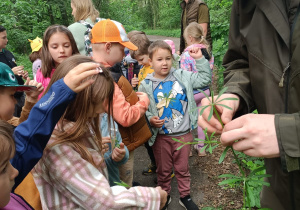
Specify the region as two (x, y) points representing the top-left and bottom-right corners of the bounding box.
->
(11, 78), (77, 189)
(101, 113), (129, 186)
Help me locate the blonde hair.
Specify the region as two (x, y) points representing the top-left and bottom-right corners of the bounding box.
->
(148, 40), (173, 60)
(127, 31), (151, 59)
(44, 55), (114, 167)
(184, 22), (211, 52)
(71, 0), (99, 22)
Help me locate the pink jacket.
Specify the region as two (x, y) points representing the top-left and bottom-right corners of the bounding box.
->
(109, 82), (150, 127)
(35, 68), (55, 99)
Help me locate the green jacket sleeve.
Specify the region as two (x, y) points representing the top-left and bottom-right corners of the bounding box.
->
(222, 1), (255, 116)
(275, 113), (300, 172)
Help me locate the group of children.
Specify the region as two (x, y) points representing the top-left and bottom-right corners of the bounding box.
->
(0, 15), (212, 210)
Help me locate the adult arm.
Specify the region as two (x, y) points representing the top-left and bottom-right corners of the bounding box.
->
(197, 4), (209, 36)
(12, 79), (77, 188)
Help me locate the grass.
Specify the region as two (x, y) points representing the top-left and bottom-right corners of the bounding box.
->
(15, 53), (34, 79)
(143, 28), (181, 38)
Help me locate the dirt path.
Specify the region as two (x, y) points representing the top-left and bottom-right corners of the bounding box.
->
(147, 35), (181, 52)
(134, 35), (242, 209)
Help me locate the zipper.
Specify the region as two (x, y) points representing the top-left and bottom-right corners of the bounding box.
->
(279, 62), (290, 87)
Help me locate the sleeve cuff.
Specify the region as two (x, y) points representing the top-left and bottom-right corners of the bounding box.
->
(275, 113), (300, 172)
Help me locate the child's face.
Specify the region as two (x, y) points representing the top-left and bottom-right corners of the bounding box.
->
(0, 30), (8, 51)
(0, 87), (17, 121)
(0, 155), (19, 208)
(71, 3), (76, 17)
(108, 43), (125, 66)
(136, 54), (150, 66)
(149, 48), (173, 79)
(48, 32), (73, 68)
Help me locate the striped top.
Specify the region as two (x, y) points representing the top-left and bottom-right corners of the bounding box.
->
(32, 122), (161, 210)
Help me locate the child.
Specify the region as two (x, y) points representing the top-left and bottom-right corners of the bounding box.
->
(90, 19), (153, 187)
(127, 30), (159, 176)
(32, 55), (167, 209)
(100, 113), (129, 186)
(163, 39), (180, 69)
(0, 61), (101, 209)
(36, 25), (79, 98)
(28, 37), (42, 79)
(181, 22), (214, 157)
(128, 31), (153, 87)
(138, 40), (212, 210)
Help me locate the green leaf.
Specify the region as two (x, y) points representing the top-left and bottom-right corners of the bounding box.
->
(215, 86), (228, 101)
(219, 178), (242, 185)
(219, 146), (230, 164)
(176, 144), (185, 150)
(215, 103), (233, 110)
(199, 105), (210, 116)
(172, 138), (184, 143)
(219, 174), (239, 178)
(249, 166), (266, 176)
(208, 105), (214, 121)
(217, 97), (239, 102)
(114, 181), (130, 188)
(198, 88), (211, 102)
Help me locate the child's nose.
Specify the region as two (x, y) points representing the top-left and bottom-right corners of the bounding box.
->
(10, 164), (19, 180)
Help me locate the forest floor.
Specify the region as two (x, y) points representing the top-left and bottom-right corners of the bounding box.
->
(132, 35), (243, 209)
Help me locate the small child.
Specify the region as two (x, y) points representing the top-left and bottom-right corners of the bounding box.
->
(32, 55), (167, 209)
(164, 39), (180, 69)
(127, 30), (158, 176)
(138, 40), (212, 210)
(100, 113), (129, 186)
(181, 22), (214, 156)
(128, 31), (153, 87)
(90, 19), (153, 187)
(36, 25), (79, 98)
(28, 37), (42, 79)
(0, 61), (100, 209)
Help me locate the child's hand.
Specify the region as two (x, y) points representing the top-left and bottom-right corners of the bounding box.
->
(157, 187), (167, 209)
(21, 70), (29, 80)
(24, 78), (44, 103)
(150, 116), (164, 128)
(64, 62), (101, 93)
(188, 47), (203, 59)
(136, 92), (149, 102)
(12, 66), (24, 76)
(131, 74), (139, 88)
(112, 143), (126, 162)
(102, 136), (111, 155)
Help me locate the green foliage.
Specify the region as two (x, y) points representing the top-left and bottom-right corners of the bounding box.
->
(143, 29), (181, 37)
(14, 53), (33, 79)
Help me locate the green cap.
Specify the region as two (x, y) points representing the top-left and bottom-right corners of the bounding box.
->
(0, 62), (36, 91)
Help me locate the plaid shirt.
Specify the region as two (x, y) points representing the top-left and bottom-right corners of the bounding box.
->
(32, 122), (160, 209)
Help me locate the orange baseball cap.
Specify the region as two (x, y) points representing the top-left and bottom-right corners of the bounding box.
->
(91, 19), (138, 51)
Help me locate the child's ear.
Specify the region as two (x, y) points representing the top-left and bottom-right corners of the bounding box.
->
(149, 58), (153, 67)
(105, 42), (112, 53)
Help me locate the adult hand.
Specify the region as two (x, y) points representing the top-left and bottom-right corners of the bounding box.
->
(188, 47), (203, 59)
(198, 93), (240, 134)
(102, 136), (111, 155)
(64, 62), (101, 93)
(150, 116), (164, 128)
(156, 186), (167, 210)
(131, 74), (139, 88)
(24, 78), (44, 103)
(12, 66), (24, 76)
(221, 114), (279, 158)
(112, 143), (126, 162)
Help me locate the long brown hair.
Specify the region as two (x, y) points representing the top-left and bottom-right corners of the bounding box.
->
(44, 55), (114, 167)
(41, 25), (79, 78)
(0, 120), (15, 163)
(71, 0), (99, 23)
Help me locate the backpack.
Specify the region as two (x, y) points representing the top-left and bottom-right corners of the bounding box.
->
(78, 18), (105, 56)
